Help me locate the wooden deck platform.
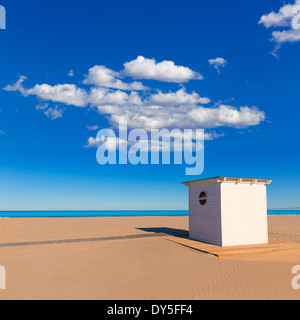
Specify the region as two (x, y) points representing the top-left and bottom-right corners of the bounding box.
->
(163, 235), (300, 257)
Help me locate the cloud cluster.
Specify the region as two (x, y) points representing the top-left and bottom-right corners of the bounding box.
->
(4, 56), (266, 145)
(259, 1), (300, 53)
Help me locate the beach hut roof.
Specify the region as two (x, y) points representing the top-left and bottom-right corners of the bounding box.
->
(182, 176), (273, 186)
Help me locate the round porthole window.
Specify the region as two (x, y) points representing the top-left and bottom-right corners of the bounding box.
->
(199, 191), (207, 206)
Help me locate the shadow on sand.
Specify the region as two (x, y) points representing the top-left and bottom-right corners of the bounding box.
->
(137, 227), (189, 238)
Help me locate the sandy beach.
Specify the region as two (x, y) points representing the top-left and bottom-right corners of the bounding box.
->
(0, 215), (299, 300)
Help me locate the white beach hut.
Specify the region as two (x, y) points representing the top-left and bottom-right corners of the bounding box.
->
(183, 177), (273, 247)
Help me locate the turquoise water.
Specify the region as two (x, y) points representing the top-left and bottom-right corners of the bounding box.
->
(267, 210), (300, 216)
(0, 210), (299, 217)
(0, 210), (189, 218)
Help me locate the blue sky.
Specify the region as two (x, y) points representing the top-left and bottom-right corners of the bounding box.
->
(0, 0), (299, 210)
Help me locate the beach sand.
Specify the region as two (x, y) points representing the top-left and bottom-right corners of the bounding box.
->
(0, 215), (299, 300)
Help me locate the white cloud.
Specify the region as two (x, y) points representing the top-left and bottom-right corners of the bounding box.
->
(5, 77), (89, 107)
(86, 125), (100, 131)
(259, 1), (300, 48)
(204, 131), (225, 140)
(97, 104), (265, 131)
(188, 105), (265, 128)
(36, 103), (49, 111)
(4, 76), (143, 108)
(85, 136), (101, 148)
(122, 56), (203, 83)
(4, 75), (27, 95)
(36, 103), (64, 120)
(272, 28), (300, 43)
(85, 131), (210, 151)
(83, 65), (148, 91)
(146, 89), (210, 106)
(85, 135), (128, 149)
(89, 87), (142, 106)
(259, 3), (297, 28)
(43, 107), (64, 120)
(26, 84), (88, 107)
(208, 57), (227, 73)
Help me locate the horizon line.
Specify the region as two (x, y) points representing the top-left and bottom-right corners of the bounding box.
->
(0, 208), (299, 212)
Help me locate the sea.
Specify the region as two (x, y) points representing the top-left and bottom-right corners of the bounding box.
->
(0, 210), (299, 218)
